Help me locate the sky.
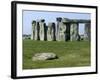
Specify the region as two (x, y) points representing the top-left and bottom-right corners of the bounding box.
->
(23, 10), (90, 35)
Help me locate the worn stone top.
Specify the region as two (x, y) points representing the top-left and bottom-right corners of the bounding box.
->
(32, 17), (91, 24)
(62, 18), (70, 23)
(69, 19), (90, 23)
(56, 17), (62, 22)
(32, 20), (36, 24)
(56, 17), (90, 23)
(39, 19), (45, 22)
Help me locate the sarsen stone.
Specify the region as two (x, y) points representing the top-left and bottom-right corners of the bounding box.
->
(32, 53), (58, 61)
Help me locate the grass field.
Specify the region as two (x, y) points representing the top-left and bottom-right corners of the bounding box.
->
(23, 40), (90, 69)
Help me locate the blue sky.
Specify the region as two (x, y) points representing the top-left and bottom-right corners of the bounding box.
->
(23, 10), (90, 35)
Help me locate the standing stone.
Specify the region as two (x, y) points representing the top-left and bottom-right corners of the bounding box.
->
(70, 23), (79, 41)
(84, 23), (91, 41)
(44, 25), (47, 41)
(34, 21), (40, 40)
(62, 18), (70, 41)
(47, 23), (56, 41)
(47, 23), (52, 41)
(56, 17), (62, 41)
(59, 22), (66, 41)
(39, 19), (45, 41)
(31, 20), (36, 40)
(65, 23), (70, 41)
(52, 23), (56, 41)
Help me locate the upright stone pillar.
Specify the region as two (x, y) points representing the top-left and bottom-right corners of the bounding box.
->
(47, 23), (56, 41)
(52, 23), (56, 41)
(44, 24), (47, 41)
(66, 23), (70, 41)
(70, 23), (79, 41)
(31, 20), (36, 40)
(56, 17), (62, 41)
(39, 19), (45, 41)
(84, 23), (91, 41)
(34, 21), (40, 40)
(47, 23), (52, 41)
(62, 18), (70, 41)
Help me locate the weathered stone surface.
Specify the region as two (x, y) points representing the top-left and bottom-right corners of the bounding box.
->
(39, 19), (45, 41)
(70, 23), (79, 41)
(62, 18), (70, 23)
(47, 23), (56, 41)
(32, 53), (58, 61)
(47, 23), (53, 41)
(56, 18), (69, 41)
(59, 22), (66, 41)
(31, 18), (91, 41)
(84, 23), (91, 41)
(65, 23), (70, 41)
(31, 20), (36, 40)
(52, 23), (56, 41)
(34, 21), (40, 40)
(56, 17), (62, 41)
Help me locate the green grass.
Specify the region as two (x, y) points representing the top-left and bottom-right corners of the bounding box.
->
(23, 40), (90, 69)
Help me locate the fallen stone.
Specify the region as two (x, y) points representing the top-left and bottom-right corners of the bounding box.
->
(32, 53), (58, 61)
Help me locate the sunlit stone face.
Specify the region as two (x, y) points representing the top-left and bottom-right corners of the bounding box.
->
(31, 18), (90, 42)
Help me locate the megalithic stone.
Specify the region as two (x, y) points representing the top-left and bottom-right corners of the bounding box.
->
(47, 23), (56, 41)
(34, 21), (40, 40)
(31, 20), (36, 40)
(59, 22), (66, 41)
(65, 23), (70, 41)
(84, 23), (91, 41)
(57, 18), (71, 41)
(70, 23), (79, 41)
(62, 18), (70, 41)
(39, 19), (45, 41)
(44, 24), (47, 41)
(47, 23), (53, 41)
(52, 23), (56, 41)
(56, 17), (62, 41)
